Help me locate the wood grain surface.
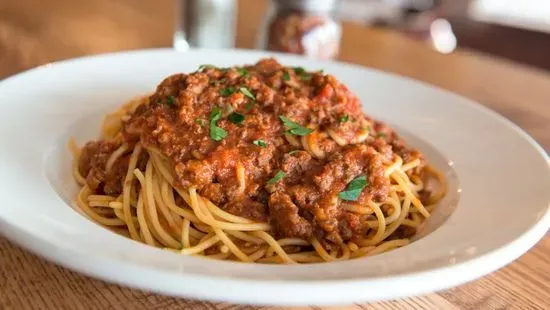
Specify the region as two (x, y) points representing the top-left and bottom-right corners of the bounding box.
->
(1, 1), (549, 309)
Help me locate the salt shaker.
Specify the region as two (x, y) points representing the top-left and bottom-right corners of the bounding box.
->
(173, 0), (237, 50)
(257, 0), (342, 59)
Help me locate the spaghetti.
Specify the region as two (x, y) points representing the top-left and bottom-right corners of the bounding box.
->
(71, 58), (445, 264)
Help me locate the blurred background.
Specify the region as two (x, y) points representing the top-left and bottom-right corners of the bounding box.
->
(1, 0), (550, 79)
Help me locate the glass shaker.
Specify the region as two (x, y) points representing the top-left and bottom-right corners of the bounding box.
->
(257, 0), (342, 59)
(173, 0), (236, 50)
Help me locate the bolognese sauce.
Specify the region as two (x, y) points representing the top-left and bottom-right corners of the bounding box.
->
(78, 58), (430, 251)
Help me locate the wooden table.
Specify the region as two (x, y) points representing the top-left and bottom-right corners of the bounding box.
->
(1, 1), (549, 309)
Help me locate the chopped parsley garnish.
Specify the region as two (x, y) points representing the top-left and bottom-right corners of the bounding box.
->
(198, 64), (217, 72)
(339, 176), (368, 201)
(279, 115), (313, 136)
(319, 69), (324, 74)
(195, 118), (206, 126)
(376, 132), (386, 138)
(209, 107), (227, 141)
(282, 71), (291, 81)
(267, 170), (285, 184)
(165, 95), (176, 107)
(253, 139), (267, 147)
(288, 150), (300, 155)
(293, 67), (311, 81)
(237, 68), (249, 77)
(340, 115), (349, 123)
(240, 87), (256, 100)
(220, 87), (236, 97)
(293, 67), (306, 75)
(228, 112), (245, 124)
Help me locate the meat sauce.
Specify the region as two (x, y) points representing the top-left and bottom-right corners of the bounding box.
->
(79, 58), (424, 248)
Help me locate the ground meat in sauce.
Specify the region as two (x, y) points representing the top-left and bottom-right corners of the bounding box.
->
(80, 58), (426, 248)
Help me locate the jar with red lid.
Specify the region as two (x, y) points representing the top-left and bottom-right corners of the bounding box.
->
(257, 0), (342, 59)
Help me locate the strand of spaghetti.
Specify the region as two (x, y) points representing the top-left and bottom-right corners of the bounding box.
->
(88, 195), (116, 202)
(151, 169), (180, 237)
(143, 162), (180, 248)
(384, 156), (403, 178)
(395, 168), (423, 193)
(367, 239), (410, 256)
(113, 207), (139, 226)
(365, 195), (401, 228)
(425, 166), (448, 205)
(357, 202), (386, 246)
(105, 143), (128, 173)
(181, 219), (191, 248)
(203, 200), (255, 224)
(401, 219), (419, 227)
(134, 185), (156, 247)
(258, 252), (325, 264)
(251, 231), (297, 264)
(180, 234), (220, 255)
(391, 171), (430, 218)
(311, 238), (336, 262)
(178, 188), (270, 231)
(89, 201), (121, 208)
(205, 252), (232, 260)
(109, 201), (123, 209)
(350, 246), (376, 259)
(265, 238), (309, 257)
(401, 159), (421, 172)
(160, 180), (200, 223)
(122, 143), (142, 241)
(149, 151), (174, 184)
(247, 246), (268, 262)
(224, 230), (264, 244)
(76, 186), (126, 226)
(189, 188), (251, 262)
(382, 196), (412, 239)
(188, 224), (206, 240)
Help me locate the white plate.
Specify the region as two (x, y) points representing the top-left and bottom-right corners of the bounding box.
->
(0, 49), (548, 306)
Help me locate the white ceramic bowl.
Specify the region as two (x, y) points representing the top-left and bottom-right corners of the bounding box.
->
(0, 49), (548, 306)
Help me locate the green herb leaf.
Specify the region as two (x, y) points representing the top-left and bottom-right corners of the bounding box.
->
(210, 126), (227, 141)
(240, 87), (256, 100)
(253, 139), (267, 147)
(376, 132), (386, 138)
(339, 176), (368, 201)
(340, 115), (349, 123)
(209, 107), (227, 141)
(282, 71), (291, 81)
(288, 150), (300, 155)
(220, 87), (236, 97)
(267, 170), (285, 184)
(279, 115), (313, 136)
(165, 95), (176, 107)
(319, 69), (324, 74)
(198, 64), (217, 72)
(293, 67), (306, 75)
(195, 118), (206, 126)
(293, 67), (311, 81)
(237, 68), (249, 77)
(228, 112), (245, 124)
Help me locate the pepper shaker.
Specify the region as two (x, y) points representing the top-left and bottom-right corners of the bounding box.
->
(257, 0), (342, 59)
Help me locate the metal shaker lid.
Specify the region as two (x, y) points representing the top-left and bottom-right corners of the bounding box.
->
(272, 0), (339, 11)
